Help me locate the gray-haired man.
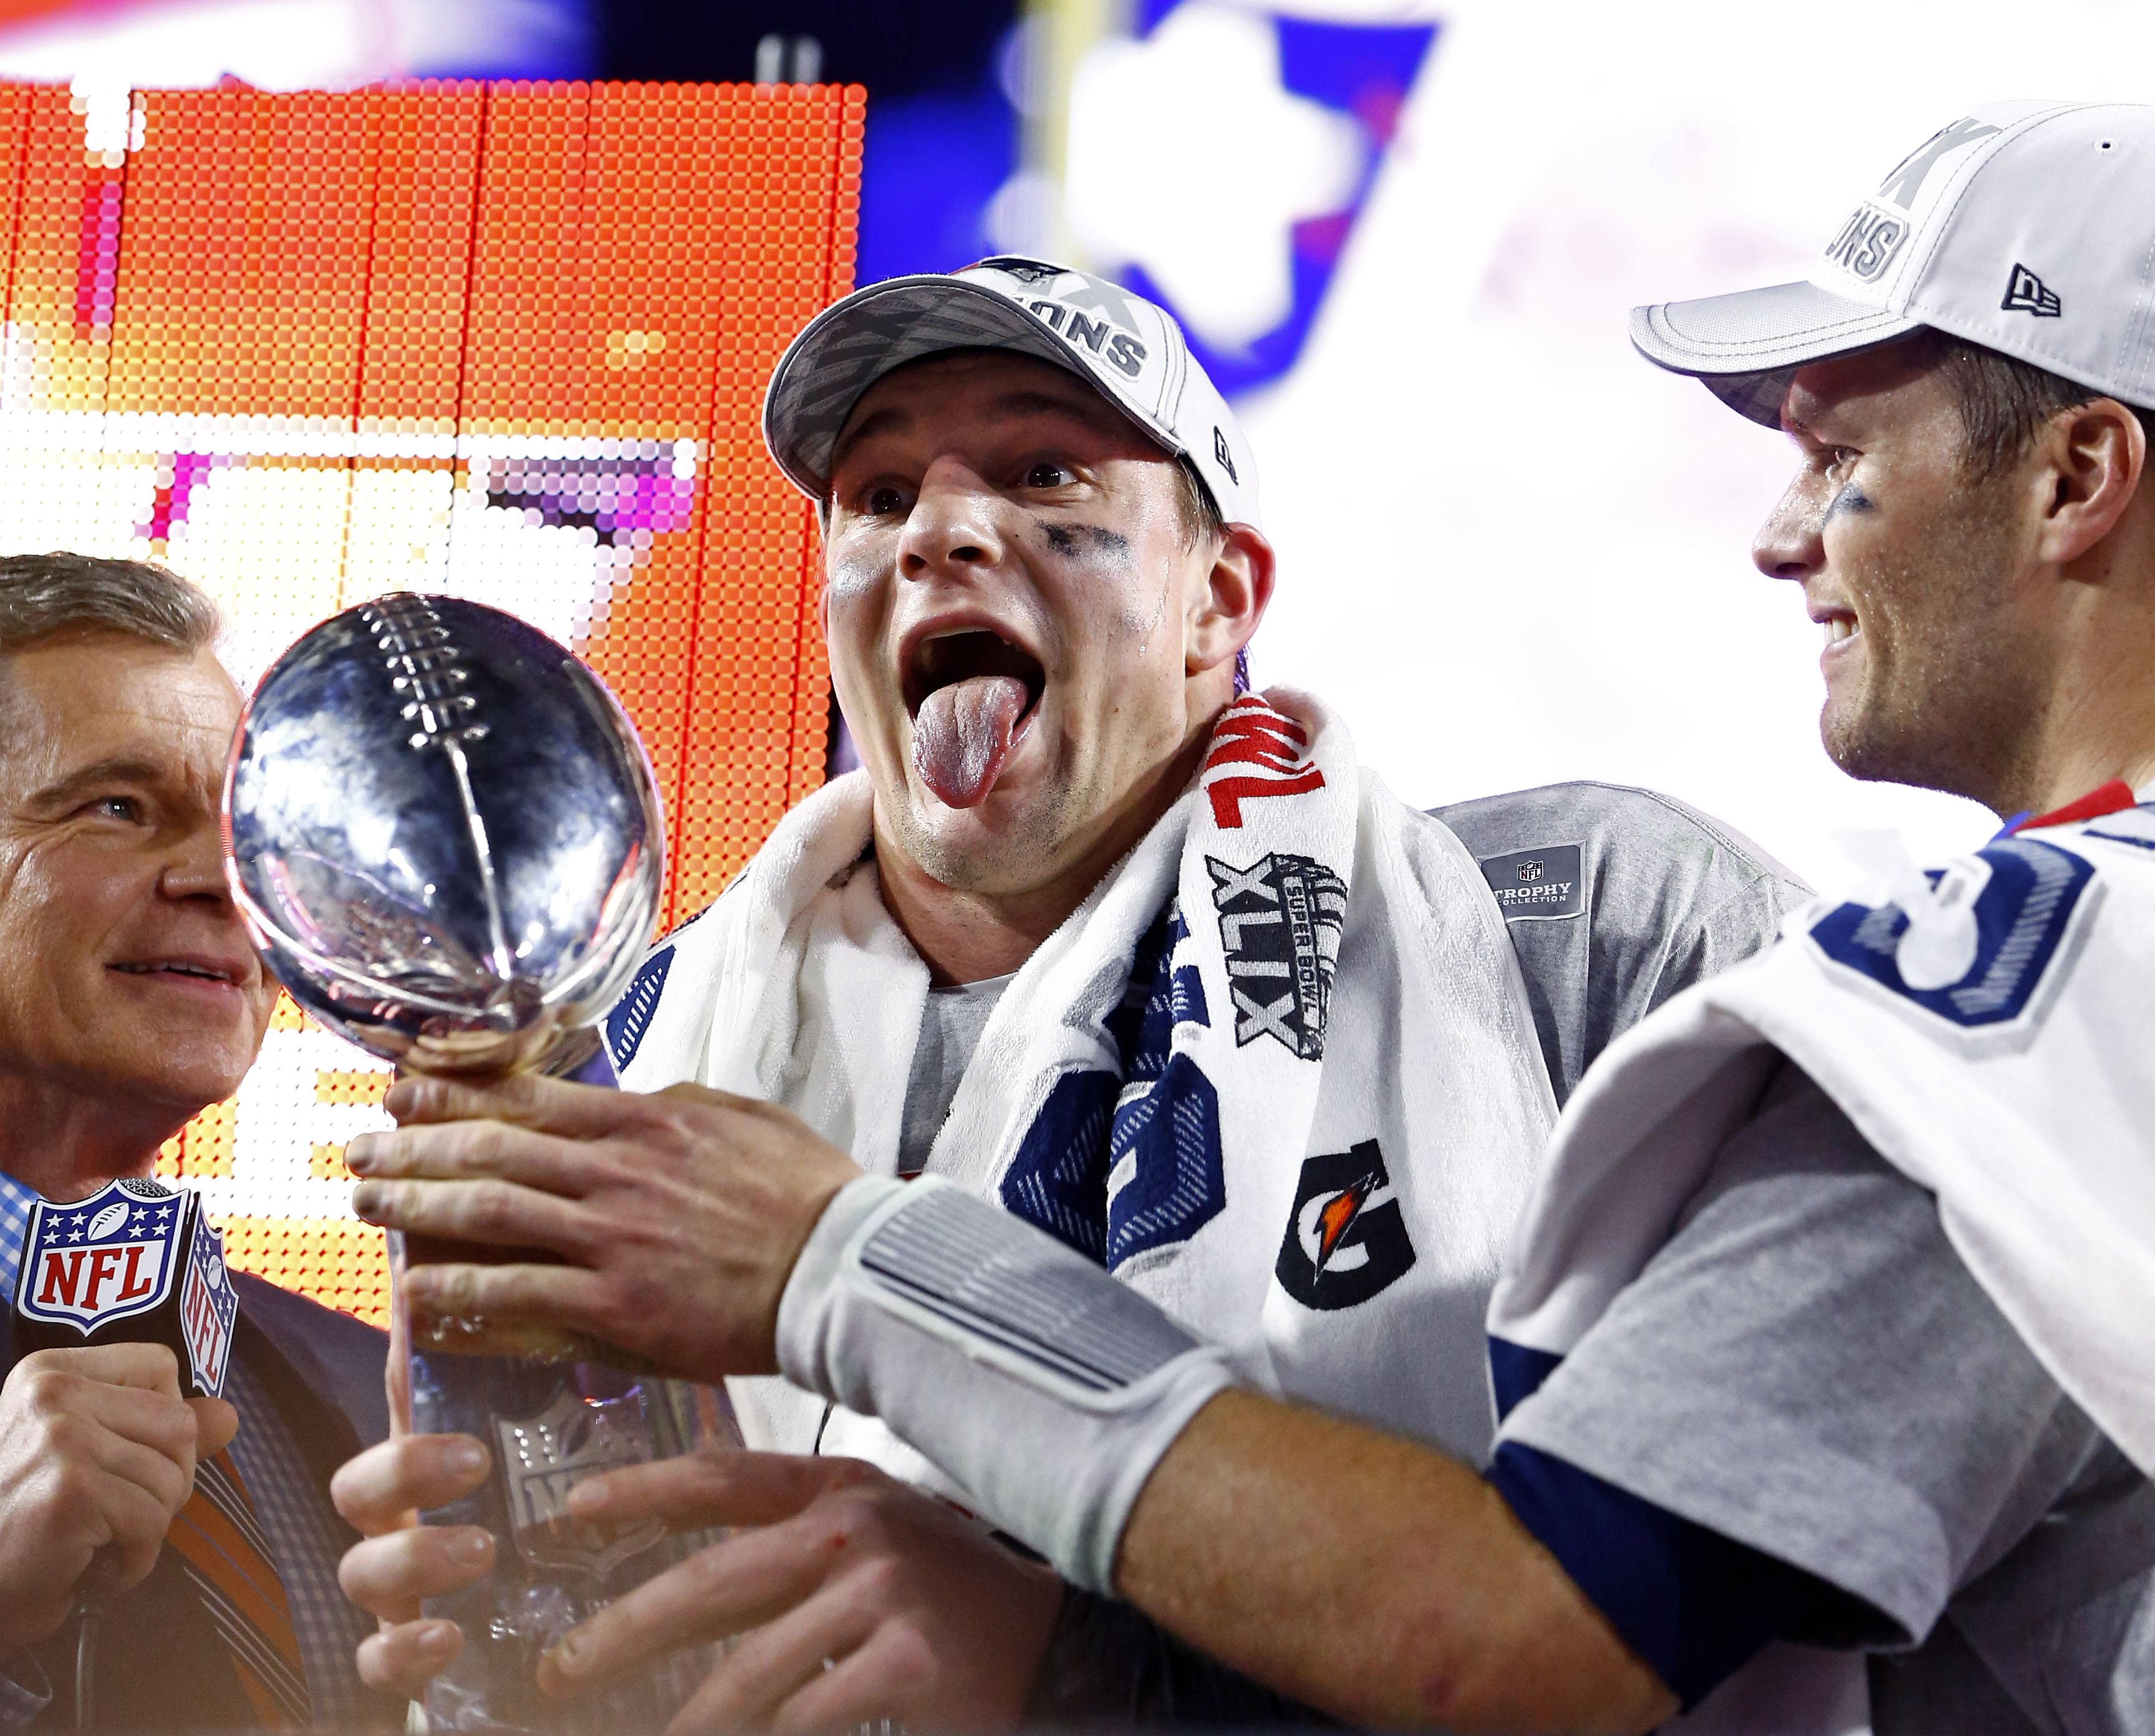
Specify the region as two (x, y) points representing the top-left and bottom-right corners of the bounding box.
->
(0, 554), (392, 1727)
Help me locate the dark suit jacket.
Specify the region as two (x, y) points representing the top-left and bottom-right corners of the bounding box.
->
(10, 1274), (390, 1728)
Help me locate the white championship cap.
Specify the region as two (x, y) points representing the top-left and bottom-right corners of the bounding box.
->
(1632, 100), (2155, 425)
(763, 256), (1261, 529)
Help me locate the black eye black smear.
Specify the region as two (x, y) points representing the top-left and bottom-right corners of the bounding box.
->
(1823, 483), (1874, 526)
(1040, 522), (1131, 562)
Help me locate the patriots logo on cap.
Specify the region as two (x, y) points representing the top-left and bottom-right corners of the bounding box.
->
(16, 1179), (185, 1334)
(990, 260), (1064, 287)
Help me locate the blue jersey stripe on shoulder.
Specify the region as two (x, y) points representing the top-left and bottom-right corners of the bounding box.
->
(1486, 1441), (1871, 1709)
(605, 945), (675, 1073)
(1487, 1335), (1563, 1419)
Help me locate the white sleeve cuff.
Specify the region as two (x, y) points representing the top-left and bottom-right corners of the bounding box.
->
(776, 1175), (1236, 1592)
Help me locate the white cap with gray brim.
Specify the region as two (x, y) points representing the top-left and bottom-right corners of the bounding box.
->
(762, 256), (1261, 531)
(1632, 100), (2155, 425)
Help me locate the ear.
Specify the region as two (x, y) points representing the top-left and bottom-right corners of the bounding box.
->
(2036, 398), (2146, 567)
(1184, 523), (1275, 678)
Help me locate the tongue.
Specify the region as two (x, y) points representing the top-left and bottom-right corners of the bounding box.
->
(913, 675), (1029, 809)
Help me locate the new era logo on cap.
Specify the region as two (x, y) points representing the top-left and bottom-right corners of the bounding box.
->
(2003, 263), (2063, 317)
(1631, 100), (2155, 425)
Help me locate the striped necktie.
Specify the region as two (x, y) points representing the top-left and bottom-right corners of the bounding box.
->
(165, 1451), (312, 1727)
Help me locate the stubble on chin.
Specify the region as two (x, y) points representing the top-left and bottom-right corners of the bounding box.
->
(1818, 488), (2037, 802)
(884, 778), (1080, 896)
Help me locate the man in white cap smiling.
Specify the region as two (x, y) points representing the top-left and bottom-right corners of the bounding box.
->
(329, 258), (1836, 1728)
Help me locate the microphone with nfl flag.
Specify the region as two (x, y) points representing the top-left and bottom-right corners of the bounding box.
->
(12, 1179), (237, 1728)
(14, 1179), (236, 1399)
(223, 594), (740, 1734)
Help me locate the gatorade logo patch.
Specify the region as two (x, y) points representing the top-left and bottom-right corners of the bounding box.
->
(1274, 1139), (1417, 1311)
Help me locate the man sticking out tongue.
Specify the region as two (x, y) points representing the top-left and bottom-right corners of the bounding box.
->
(912, 668), (1031, 810)
(337, 259), (1807, 1730)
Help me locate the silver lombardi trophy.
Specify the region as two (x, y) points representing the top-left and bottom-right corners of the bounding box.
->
(224, 592), (736, 1734)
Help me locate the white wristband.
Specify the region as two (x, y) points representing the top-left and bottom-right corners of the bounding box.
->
(775, 1175), (1236, 1593)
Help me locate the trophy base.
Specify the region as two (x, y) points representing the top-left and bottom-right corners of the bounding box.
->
(411, 1351), (740, 1734)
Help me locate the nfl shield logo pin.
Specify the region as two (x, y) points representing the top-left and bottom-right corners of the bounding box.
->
(16, 1179), (185, 1336)
(496, 1386), (667, 1579)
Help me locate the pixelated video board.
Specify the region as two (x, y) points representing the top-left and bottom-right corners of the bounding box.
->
(0, 80), (862, 1322)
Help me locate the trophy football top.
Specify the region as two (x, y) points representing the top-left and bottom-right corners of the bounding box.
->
(223, 592), (665, 1075)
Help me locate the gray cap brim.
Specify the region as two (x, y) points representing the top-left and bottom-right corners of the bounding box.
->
(763, 276), (1168, 499)
(1629, 279), (1922, 427)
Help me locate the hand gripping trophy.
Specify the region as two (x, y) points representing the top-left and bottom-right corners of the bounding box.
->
(223, 592), (738, 1733)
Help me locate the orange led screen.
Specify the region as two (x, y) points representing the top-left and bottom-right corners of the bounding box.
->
(0, 79), (864, 1323)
